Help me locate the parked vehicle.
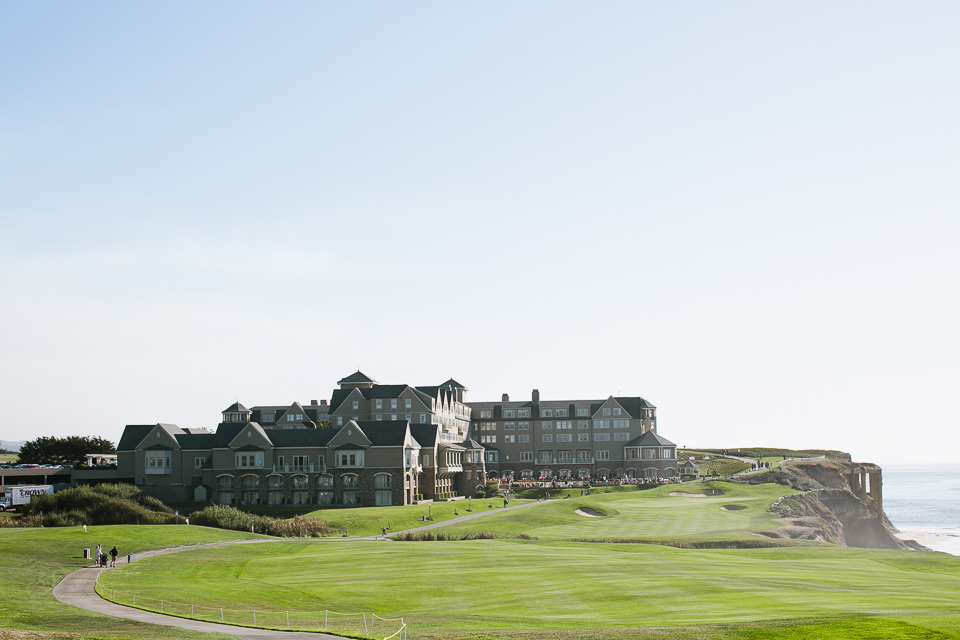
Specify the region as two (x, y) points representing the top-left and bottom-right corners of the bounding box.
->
(0, 496), (11, 511)
(4, 485), (54, 507)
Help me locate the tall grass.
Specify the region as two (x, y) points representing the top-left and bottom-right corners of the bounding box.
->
(188, 504), (331, 537)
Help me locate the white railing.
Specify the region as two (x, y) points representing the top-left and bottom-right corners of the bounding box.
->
(272, 464), (326, 474)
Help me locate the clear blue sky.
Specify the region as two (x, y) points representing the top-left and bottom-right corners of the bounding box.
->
(2, 2), (958, 463)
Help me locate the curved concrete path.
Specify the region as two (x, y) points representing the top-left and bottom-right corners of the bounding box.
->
(54, 500), (549, 639)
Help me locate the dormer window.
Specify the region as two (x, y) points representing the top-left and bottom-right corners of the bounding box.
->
(287, 415), (294, 422)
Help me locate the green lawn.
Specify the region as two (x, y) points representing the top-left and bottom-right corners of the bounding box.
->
(432, 481), (799, 544)
(0, 524), (261, 640)
(299, 499), (530, 538)
(0, 453), (18, 463)
(98, 538), (960, 639)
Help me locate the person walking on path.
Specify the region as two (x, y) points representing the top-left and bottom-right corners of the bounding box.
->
(110, 546), (118, 567)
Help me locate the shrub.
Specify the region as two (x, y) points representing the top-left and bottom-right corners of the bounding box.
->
(17, 484), (176, 526)
(188, 505), (330, 538)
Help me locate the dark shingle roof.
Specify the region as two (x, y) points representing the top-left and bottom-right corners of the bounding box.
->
(440, 378), (467, 389)
(625, 431), (676, 447)
(338, 371), (377, 385)
(460, 438), (484, 449)
(355, 421), (409, 446)
(409, 424), (438, 448)
(223, 402), (249, 413)
(335, 442), (367, 450)
(117, 425), (155, 451)
(268, 429), (339, 448)
(330, 385), (433, 413)
(613, 397), (656, 417)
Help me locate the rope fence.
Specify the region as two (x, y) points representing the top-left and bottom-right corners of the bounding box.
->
(95, 572), (406, 639)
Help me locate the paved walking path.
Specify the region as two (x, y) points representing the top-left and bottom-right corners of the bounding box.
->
(53, 499), (549, 638)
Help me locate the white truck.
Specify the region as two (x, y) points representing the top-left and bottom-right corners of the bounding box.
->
(2, 485), (54, 510)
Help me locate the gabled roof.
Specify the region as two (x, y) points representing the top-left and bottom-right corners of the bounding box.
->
(117, 425), (155, 451)
(409, 424), (438, 448)
(338, 371), (377, 385)
(625, 431), (676, 447)
(235, 444), (264, 451)
(440, 378), (467, 389)
(354, 421), (410, 446)
(329, 385), (434, 413)
(223, 402), (249, 413)
(612, 397), (656, 417)
(460, 438), (484, 450)
(335, 442), (367, 450)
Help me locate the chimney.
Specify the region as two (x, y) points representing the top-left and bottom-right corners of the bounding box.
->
(311, 400), (318, 405)
(532, 389), (540, 404)
(502, 393), (510, 402)
(320, 399), (328, 406)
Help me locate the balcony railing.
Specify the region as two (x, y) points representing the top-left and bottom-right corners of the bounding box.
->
(272, 464), (326, 473)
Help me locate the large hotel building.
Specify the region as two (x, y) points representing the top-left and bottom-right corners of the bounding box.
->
(116, 372), (678, 507)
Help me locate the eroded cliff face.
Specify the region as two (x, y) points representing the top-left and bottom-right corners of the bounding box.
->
(742, 460), (925, 550)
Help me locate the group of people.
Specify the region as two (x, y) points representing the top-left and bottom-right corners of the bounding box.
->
(94, 543), (121, 567)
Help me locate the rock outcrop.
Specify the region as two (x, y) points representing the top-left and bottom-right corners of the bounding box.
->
(741, 460), (926, 550)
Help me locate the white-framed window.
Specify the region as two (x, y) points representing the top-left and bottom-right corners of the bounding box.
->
(376, 399), (383, 409)
(337, 416), (343, 426)
(317, 474), (333, 488)
(518, 410), (530, 418)
(597, 450), (610, 461)
(504, 422), (515, 430)
(578, 421), (589, 429)
(556, 421), (571, 429)
(542, 409), (552, 417)
(542, 434), (553, 442)
(480, 410), (492, 418)
(519, 422), (529, 430)
(287, 414), (295, 422)
(557, 451), (572, 463)
(375, 473), (392, 489)
(337, 452), (364, 467)
(614, 432), (630, 441)
(577, 450), (592, 462)
(217, 475), (234, 490)
(603, 408), (611, 416)
(594, 433), (610, 441)
(613, 408), (621, 416)
(391, 399), (397, 409)
(557, 433), (573, 442)
(504, 434), (515, 443)
(577, 408), (588, 417)
(263, 413), (274, 422)
(504, 409), (514, 418)
(613, 420), (630, 428)
(542, 421), (552, 429)
(292, 455), (308, 470)
(375, 490), (392, 506)
(376, 414), (383, 421)
(145, 451), (171, 472)
(341, 473), (360, 488)
(556, 409), (567, 417)
(353, 400), (359, 410)
(195, 457), (204, 469)
(539, 451), (552, 463)
(480, 435), (496, 444)
(485, 451), (498, 463)
(296, 414), (303, 420)
(481, 422), (496, 431)
(518, 434), (529, 443)
(578, 433), (589, 442)
(236, 453), (263, 468)
(594, 420), (608, 429)
(405, 398), (412, 409)
(520, 451), (533, 462)
(420, 414), (426, 422)
(391, 414), (397, 420)
(663, 448), (675, 459)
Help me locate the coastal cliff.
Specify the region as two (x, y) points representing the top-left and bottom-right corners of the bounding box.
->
(739, 459), (926, 550)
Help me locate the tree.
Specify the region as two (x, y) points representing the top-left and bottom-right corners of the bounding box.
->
(17, 436), (115, 465)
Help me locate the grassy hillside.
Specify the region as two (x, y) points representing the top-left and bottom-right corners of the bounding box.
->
(431, 481), (796, 544)
(0, 525), (260, 640)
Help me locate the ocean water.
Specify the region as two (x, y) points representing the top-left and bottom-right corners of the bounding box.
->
(881, 463), (960, 556)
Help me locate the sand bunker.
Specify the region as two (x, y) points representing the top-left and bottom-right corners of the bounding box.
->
(670, 490), (725, 497)
(575, 507), (605, 518)
(721, 505), (747, 511)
